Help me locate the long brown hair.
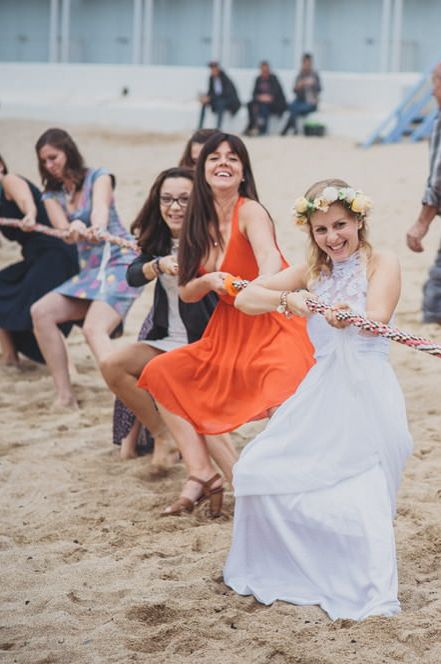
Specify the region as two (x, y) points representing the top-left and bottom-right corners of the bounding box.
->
(35, 128), (87, 192)
(178, 132), (259, 285)
(178, 129), (221, 169)
(304, 178), (372, 281)
(130, 167), (194, 256)
(0, 153), (8, 175)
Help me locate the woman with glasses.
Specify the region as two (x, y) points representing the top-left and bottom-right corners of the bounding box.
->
(137, 133), (315, 517)
(31, 128), (141, 409)
(101, 167), (237, 472)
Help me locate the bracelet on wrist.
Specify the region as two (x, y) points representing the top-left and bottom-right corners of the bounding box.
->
(154, 257), (163, 275)
(150, 257), (163, 278)
(276, 290), (292, 318)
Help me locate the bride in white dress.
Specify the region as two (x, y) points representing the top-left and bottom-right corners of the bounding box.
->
(223, 178), (412, 621)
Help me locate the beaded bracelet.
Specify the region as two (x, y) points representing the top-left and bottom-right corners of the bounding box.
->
(276, 290), (292, 318)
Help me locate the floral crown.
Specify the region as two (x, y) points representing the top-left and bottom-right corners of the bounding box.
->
(293, 186), (373, 228)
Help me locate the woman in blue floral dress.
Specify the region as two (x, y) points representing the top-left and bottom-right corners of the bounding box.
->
(31, 128), (141, 408)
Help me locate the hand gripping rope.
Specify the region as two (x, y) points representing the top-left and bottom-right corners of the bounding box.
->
(224, 274), (441, 360)
(1, 223), (440, 360)
(0, 218), (140, 253)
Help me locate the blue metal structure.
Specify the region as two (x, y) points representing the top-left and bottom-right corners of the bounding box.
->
(362, 64), (438, 148)
(410, 107), (438, 142)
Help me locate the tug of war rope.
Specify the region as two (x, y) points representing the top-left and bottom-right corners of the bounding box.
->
(1, 217), (440, 359)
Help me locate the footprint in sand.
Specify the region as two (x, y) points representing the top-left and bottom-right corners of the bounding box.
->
(126, 602), (178, 625)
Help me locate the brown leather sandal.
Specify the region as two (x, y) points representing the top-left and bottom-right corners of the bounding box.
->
(161, 473), (224, 518)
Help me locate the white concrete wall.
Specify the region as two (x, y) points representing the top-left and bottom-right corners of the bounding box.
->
(0, 62), (421, 140)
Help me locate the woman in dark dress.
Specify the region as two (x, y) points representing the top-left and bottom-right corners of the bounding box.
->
(0, 153), (78, 365)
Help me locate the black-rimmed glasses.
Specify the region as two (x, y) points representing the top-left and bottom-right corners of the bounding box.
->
(159, 195), (190, 208)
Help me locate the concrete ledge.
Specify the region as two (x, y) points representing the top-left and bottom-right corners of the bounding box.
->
(0, 63), (419, 140)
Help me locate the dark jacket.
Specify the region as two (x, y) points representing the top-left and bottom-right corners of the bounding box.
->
(126, 253), (217, 343)
(252, 73), (287, 115)
(208, 70), (241, 115)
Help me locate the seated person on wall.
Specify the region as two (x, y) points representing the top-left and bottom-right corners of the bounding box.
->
(244, 61), (287, 136)
(198, 61), (241, 130)
(281, 52), (322, 135)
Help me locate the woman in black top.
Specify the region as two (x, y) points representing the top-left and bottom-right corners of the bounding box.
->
(101, 167), (219, 467)
(0, 153), (78, 365)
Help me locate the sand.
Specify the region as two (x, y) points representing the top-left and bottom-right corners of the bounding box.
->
(1, 119), (441, 664)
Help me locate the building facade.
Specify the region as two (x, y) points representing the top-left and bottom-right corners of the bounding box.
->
(1, 0), (440, 73)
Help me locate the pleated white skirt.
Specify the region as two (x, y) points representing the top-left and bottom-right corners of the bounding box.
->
(224, 342), (412, 621)
(225, 464), (400, 620)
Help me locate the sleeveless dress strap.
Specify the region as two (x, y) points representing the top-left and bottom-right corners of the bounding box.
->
(231, 196), (245, 234)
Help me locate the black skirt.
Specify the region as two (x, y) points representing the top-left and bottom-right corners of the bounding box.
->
(0, 178), (79, 362)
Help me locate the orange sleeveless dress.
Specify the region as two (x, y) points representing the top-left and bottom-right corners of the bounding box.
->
(137, 197), (315, 435)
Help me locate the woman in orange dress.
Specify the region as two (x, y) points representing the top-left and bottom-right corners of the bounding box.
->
(138, 133), (314, 516)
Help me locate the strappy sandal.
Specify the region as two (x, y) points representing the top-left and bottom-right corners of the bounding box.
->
(161, 473), (224, 518)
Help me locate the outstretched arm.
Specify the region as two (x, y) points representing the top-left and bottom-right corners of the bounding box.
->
(43, 193), (89, 243)
(408, 139), (441, 252)
(235, 265), (309, 316)
(406, 204), (438, 252)
(2, 174), (37, 228)
(179, 271), (230, 303)
(89, 174), (113, 232)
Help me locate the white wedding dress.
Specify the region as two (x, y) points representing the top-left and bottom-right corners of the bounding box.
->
(224, 252), (412, 621)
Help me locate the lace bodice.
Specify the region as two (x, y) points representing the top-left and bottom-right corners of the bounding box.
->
(307, 251), (390, 358)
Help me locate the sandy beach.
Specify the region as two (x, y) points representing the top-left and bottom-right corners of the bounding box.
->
(1, 118), (441, 664)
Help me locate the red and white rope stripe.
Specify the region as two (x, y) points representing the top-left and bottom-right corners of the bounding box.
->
(0, 217), (140, 253)
(1, 226), (439, 360)
(228, 277), (441, 359)
(305, 298), (441, 359)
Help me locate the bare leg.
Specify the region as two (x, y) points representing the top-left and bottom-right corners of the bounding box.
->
(205, 434), (238, 484)
(0, 329), (19, 365)
(120, 420), (141, 460)
(156, 403), (223, 510)
(31, 293), (89, 407)
(100, 342), (177, 465)
(82, 300), (123, 362)
(101, 342), (163, 429)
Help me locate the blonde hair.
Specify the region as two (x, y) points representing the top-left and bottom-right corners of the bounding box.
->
(304, 178), (372, 281)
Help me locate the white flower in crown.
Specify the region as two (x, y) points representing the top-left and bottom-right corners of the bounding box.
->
(321, 186), (339, 203)
(343, 188), (356, 203)
(293, 185), (373, 230)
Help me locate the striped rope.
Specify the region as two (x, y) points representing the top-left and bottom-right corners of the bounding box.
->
(305, 298), (441, 358)
(228, 276), (441, 359)
(0, 217), (140, 253)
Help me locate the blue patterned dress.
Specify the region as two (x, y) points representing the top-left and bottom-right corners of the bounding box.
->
(42, 168), (141, 319)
